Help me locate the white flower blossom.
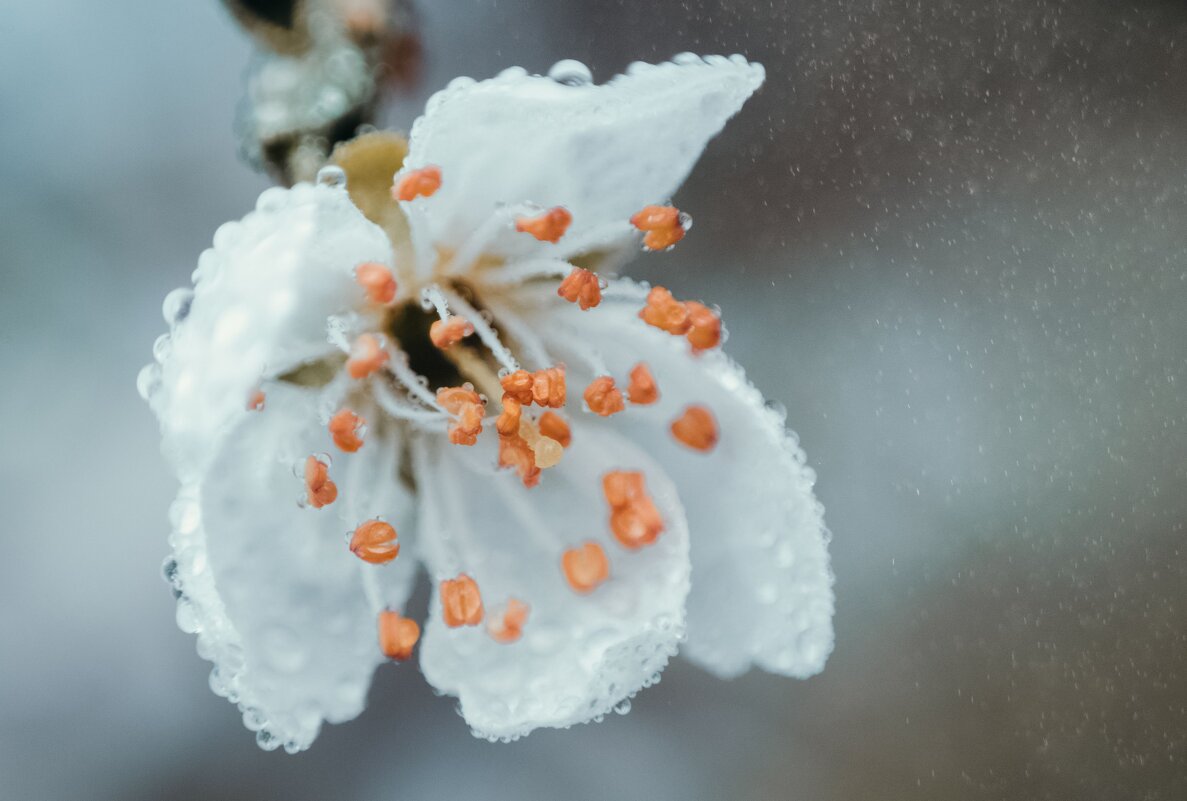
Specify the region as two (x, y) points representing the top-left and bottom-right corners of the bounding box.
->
(139, 54), (834, 753)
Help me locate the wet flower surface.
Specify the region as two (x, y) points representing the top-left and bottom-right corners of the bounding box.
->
(141, 54), (834, 752)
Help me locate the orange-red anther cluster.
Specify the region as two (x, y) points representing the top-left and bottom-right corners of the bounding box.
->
(329, 408), (365, 452)
(584, 376), (625, 417)
(429, 315), (475, 349)
(639, 287), (722, 353)
(495, 396), (523, 436)
(487, 598), (531, 644)
(603, 470), (664, 549)
(377, 611), (420, 660)
(355, 262), (398, 305)
(440, 574), (484, 627)
(436, 386), (485, 445)
(557, 267), (602, 310)
(500, 366), (566, 408)
(631, 205), (687, 251)
(562, 541), (610, 593)
(350, 519), (400, 564)
(347, 333), (389, 379)
(537, 411), (571, 448)
(627, 363), (659, 405)
(304, 455), (338, 509)
(393, 165), (442, 202)
(671, 404), (719, 452)
(515, 207), (572, 243)
(498, 429), (541, 488)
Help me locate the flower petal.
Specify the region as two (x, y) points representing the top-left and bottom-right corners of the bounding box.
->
(521, 280), (835, 679)
(402, 55), (764, 262)
(412, 422), (691, 740)
(167, 383), (417, 752)
(146, 182), (393, 482)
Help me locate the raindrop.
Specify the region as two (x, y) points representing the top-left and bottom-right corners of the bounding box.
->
(152, 333), (173, 363)
(136, 364), (161, 401)
(255, 730), (282, 751)
(161, 557), (181, 588)
(316, 165), (347, 189)
(161, 288), (194, 326)
(548, 59), (593, 86)
(613, 698), (632, 715)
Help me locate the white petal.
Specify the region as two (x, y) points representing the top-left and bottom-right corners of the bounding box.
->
(146, 182), (393, 482)
(412, 422), (690, 740)
(522, 281), (835, 679)
(167, 383), (417, 752)
(402, 55), (764, 262)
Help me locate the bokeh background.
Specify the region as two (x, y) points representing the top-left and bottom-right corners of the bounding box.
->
(2, 0), (1185, 798)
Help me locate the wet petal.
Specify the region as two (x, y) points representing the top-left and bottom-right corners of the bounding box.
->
(412, 422), (690, 740)
(168, 383), (417, 752)
(148, 182), (393, 482)
(402, 55), (763, 263)
(524, 280), (835, 679)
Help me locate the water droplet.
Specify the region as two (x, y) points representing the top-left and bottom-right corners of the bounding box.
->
(316, 165), (347, 189)
(613, 698), (632, 715)
(548, 59), (593, 86)
(161, 557), (181, 588)
(283, 740), (303, 755)
(175, 599), (201, 633)
(136, 363), (161, 401)
(161, 288), (194, 326)
(256, 729), (282, 751)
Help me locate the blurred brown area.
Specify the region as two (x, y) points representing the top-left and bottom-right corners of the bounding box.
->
(1, 1), (1184, 799)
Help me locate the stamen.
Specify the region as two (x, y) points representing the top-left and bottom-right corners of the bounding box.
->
(347, 333), (390, 379)
(496, 395), (523, 436)
(350, 519), (400, 564)
(440, 574), (484, 627)
(584, 376), (625, 417)
(500, 366), (566, 408)
(436, 386), (485, 445)
(557, 267), (603, 310)
(603, 470), (664, 549)
(247, 389), (266, 411)
(498, 429), (541, 487)
(355, 262), (398, 305)
(627, 363), (659, 405)
(372, 378), (450, 427)
(639, 286), (692, 335)
(671, 405), (719, 452)
(538, 411), (571, 448)
(377, 610), (420, 660)
(393, 165), (442, 202)
(630, 204), (688, 250)
(515, 207), (573, 243)
(429, 316), (475, 349)
(487, 598), (530, 644)
(518, 419), (564, 469)
(438, 288), (521, 372)
(304, 455), (338, 508)
(562, 541), (610, 593)
(684, 301), (722, 352)
(383, 342), (445, 409)
(329, 408), (366, 452)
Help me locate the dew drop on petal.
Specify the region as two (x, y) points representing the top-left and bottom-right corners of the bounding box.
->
(256, 730), (282, 751)
(548, 59), (593, 86)
(175, 599), (201, 633)
(161, 288), (194, 326)
(316, 165), (347, 189)
(136, 363), (161, 401)
(613, 698), (632, 715)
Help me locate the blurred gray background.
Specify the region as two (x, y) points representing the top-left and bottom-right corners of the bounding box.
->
(1, 0), (1184, 799)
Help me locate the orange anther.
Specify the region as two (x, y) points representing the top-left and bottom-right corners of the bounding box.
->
(487, 598), (530, 644)
(355, 262), (397, 305)
(247, 389), (266, 411)
(639, 286), (692, 335)
(630, 205), (687, 250)
(627, 362), (659, 405)
(495, 395), (523, 436)
(347, 333), (389, 379)
(684, 301), (722, 352)
(515, 206), (572, 243)
(498, 431), (541, 487)
(671, 404), (719, 452)
(584, 376), (625, 417)
(377, 610), (420, 661)
(393, 165), (442, 201)
(328, 408), (366, 452)
(350, 519), (399, 564)
(557, 267), (602, 310)
(436, 386), (484, 446)
(304, 455), (338, 509)
(440, 574), (484, 627)
(537, 411), (571, 448)
(429, 315), (474, 349)
(603, 470), (665, 549)
(500, 366), (566, 408)
(562, 541), (610, 593)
